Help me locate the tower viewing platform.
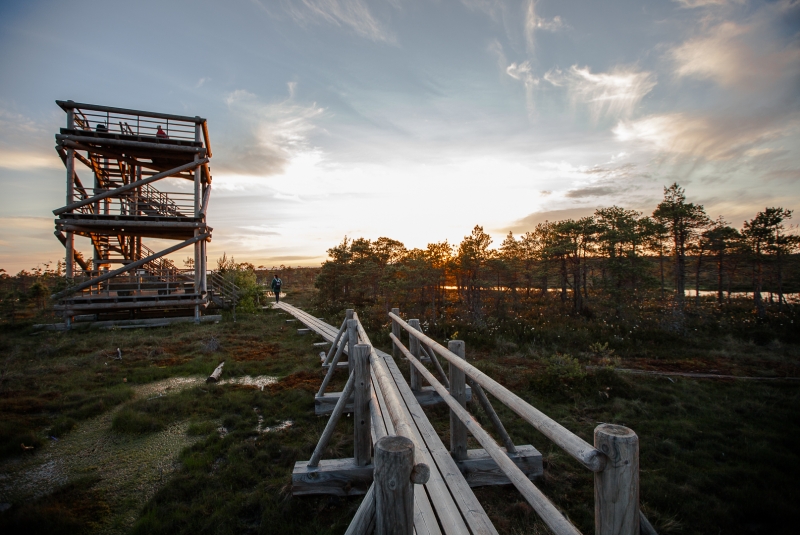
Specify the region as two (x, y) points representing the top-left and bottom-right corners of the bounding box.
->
(51, 100), (214, 326)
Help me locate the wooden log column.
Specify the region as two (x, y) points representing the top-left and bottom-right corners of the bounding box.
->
(374, 435), (415, 535)
(347, 318), (358, 373)
(594, 424), (639, 535)
(193, 150), (201, 321)
(408, 319), (422, 392)
(63, 107), (75, 328)
(353, 344), (372, 466)
(448, 340), (467, 461)
(391, 307), (401, 359)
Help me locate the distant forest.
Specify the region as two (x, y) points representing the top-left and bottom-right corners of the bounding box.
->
(314, 184), (799, 338)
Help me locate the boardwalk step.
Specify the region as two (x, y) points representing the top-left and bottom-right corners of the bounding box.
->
(457, 445), (542, 487)
(292, 446), (540, 495)
(315, 385), (472, 416)
(321, 361), (349, 370)
(292, 458), (373, 496)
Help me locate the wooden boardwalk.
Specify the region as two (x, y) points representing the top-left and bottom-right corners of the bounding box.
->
(277, 301), (500, 535)
(277, 301), (655, 535)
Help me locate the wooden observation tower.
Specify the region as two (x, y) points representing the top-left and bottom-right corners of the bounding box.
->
(52, 100), (214, 327)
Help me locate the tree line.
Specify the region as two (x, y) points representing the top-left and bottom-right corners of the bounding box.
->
(315, 184), (799, 320)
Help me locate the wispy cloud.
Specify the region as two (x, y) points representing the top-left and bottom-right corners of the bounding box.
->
(196, 77), (211, 88)
(216, 89), (325, 176)
(488, 39), (507, 71)
(525, 0), (565, 53)
(670, 12), (800, 91)
(613, 112), (798, 161)
(0, 107), (60, 169)
(256, 0), (396, 43)
(0, 150), (61, 170)
(460, 0), (506, 23)
(506, 61), (539, 115)
(503, 207), (601, 233)
(565, 163), (649, 198)
(672, 0), (744, 8)
(544, 65), (656, 121)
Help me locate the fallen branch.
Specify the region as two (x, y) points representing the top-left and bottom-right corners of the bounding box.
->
(207, 362), (225, 383)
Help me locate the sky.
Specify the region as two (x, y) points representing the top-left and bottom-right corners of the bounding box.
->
(0, 0), (798, 273)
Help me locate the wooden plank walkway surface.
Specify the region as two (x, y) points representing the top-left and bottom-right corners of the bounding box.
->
(275, 302), (498, 535)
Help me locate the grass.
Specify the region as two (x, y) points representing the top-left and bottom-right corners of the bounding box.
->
(0, 476), (110, 535)
(1, 287), (798, 534)
(456, 366), (800, 534)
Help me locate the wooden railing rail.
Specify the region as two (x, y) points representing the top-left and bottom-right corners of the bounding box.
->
(352, 312), (430, 475)
(391, 331), (582, 535)
(57, 100), (206, 126)
(389, 312), (605, 472)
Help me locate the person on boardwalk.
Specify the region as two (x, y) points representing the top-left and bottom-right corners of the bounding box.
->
(271, 274), (282, 303)
(156, 125), (168, 139)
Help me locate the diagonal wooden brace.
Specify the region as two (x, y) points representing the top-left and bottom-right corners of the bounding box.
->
(51, 232), (210, 300)
(53, 158), (209, 215)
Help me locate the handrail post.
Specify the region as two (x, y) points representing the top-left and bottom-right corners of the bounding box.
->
(347, 318), (358, 373)
(594, 424), (639, 535)
(448, 340), (467, 461)
(374, 435), (415, 535)
(353, 344), (372, 466)
(408, 319), (422, 392)
(391, 307), (401, 359)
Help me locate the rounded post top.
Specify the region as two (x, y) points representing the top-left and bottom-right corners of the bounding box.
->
(595, 424), (637, 439)
(447, 339), (465, 357)
(376, 435), (414, 454)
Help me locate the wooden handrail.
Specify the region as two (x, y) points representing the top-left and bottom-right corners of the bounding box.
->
(392, 332), (582, 535)
(389, 312), (606, 473)
(57, 100), (205, 124)
(351, 313), (430, 482)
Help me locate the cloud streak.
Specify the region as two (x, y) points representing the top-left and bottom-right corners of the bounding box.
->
(525, 0), (565, 53)
(544, 65), (656, 121)
(259, 0), (396, 43)
(215, 89), (325, 176)
(670, 20), (800, 91)
(506, 61), (539, 114)
(614, 112), (799, 161)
